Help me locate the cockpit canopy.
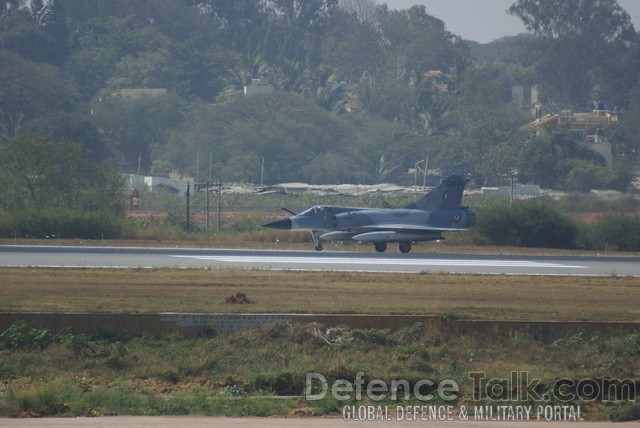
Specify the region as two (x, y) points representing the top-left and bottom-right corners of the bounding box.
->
(299, 205), (333, 216)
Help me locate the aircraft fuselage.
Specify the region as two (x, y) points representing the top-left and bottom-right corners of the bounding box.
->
(262, 173), (475, 253)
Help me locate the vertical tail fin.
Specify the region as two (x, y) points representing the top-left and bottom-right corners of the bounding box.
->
(406, 174), (468, 210)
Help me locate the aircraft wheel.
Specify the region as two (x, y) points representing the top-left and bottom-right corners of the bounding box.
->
(374, 242), (387, 253)
(399, 242), (411, 253)
(315, 244), (323, 251)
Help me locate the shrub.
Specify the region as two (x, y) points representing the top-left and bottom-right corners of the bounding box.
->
(5, 209), (123, 239)
(0, 321), (52, 350)
(587, 215), (640, 251)
(0, 210), (17, 236)
(565, 161), (614, 191)
(477, 198), (577, 248)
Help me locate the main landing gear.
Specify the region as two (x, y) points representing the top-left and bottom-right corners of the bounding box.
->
(373, 242), (412, 253)
(311, 231), (323, 251)
(374, 242), (387, 253)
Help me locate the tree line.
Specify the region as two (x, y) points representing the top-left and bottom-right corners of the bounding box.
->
(1, 0), (640, 209)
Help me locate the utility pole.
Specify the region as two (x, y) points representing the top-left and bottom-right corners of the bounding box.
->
(510, 175), (514, 205)
(509, 168), (518, 206)
(208, 152), (212, 182)
(205, 182), (210, 233)
(260, 158), (265, 187)
(186, 184), (190, 232)
(217, 182), (222, 232)
(414, 159), (426, 194)
(422, 156), (429, 191)
(206, 153), (213, 234)
(196, 153), (199, 183)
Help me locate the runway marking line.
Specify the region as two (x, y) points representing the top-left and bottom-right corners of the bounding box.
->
(170, 255), (587, 269)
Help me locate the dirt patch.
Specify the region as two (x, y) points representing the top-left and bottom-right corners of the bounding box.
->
(225, 292), (251, 304)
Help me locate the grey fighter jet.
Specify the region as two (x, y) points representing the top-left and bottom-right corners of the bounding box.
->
(262, 173), (475, 253)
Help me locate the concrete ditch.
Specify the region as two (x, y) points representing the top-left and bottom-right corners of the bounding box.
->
(0, 313), (639, 342)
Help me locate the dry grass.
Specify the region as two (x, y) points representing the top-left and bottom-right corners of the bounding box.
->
(1, 267), (639, 321)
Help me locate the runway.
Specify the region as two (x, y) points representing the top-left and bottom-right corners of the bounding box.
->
(1, 245), (639, 276)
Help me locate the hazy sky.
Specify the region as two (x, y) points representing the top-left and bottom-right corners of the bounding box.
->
(384, 0), (640, 43)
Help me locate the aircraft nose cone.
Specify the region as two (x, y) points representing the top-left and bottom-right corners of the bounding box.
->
(262, 218), (292, 230)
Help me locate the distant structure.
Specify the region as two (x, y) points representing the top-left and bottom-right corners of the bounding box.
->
(421, 70), (452, 92)
(111, 88), (167, 99)
(331, 82), (360, 113)
(330, 70), (451, 115)
(522, 99), (618, 166)
(127, 174), (189, 194)
(511, 85), (525, 112)
(244, 78), (273, 97)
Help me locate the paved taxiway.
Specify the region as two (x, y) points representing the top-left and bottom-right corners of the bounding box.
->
(1, 245), (639, 276)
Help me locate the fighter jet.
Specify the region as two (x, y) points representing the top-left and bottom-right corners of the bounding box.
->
(262, 173), (475, 253)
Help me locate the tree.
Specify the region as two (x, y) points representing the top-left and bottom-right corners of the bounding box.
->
(377, 5), (466, 76)
(337, 0), (378, 25)
(0, 49), (79, 135)
(565, 160), (615, 191)
(320, 8), (385, 83)
(619, 81), (640, 158)
(508, 0), (639, 109)
(106, 48), (182, 90)
(24, 112), (109, 163)
(90, 93), (185, 173)
(0, 133), (124, 212)
(508, 0), (634, 41)
(39, 0), (68, 65)
(153, 92), (358, 184)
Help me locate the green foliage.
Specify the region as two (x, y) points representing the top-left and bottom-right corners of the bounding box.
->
(91, 94), (185, 173)
(607, 402), (640, 422)
(0, 360), (22, 379)
(564, 160), (615, 191)
(0, 133), (125, 238)
(154, 93), (402, 184)
(0, 321), (52, 350)
(2, 208), (124, 239)
(4, 382), (74, 416)
(0, 133), (126, 213)
(620, 82), (640, 157)
(0, 50), (79, 135)
(477, 198), (577, 248)
(586, 215), (640, 251)
(620, 333), (640, 356)
(2, 0), (639, 186)
(222, 385), (247, 398)
(1, 325), (639, 418)
(508, 0), (638, 109)
(0, 210), (16, 236)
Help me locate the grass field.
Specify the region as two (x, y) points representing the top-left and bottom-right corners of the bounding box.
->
(1, 267), (640, 321)
(1, 318), (639, 420)
(2, 266), (640, 420)
(2, 240), (640, 420)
